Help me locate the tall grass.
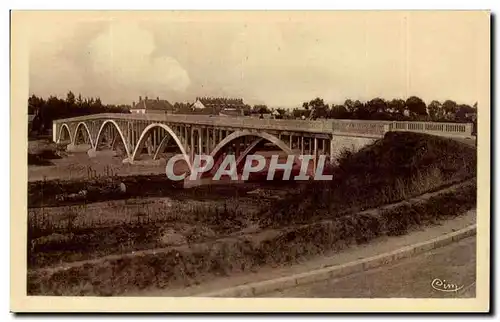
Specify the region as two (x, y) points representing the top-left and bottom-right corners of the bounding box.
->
(262, 132), (476, 227)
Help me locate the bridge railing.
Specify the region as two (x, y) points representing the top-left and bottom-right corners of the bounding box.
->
(387, 121), (474, 138)
(330, 119), (390, 137)
(53, 113), (474, 139)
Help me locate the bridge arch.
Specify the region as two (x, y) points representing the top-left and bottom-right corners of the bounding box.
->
(95, 120), (131, 158)
(131, 123), (192, 173)
(72, 122), (94, 147)
(209, 130), (302, 169)
(57, 123), (71, 144)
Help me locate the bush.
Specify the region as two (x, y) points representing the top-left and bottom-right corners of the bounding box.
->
(27, 181), (476, 296)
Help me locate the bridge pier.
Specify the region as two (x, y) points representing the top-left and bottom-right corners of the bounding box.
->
(87, 148), (97, 158)
(66, 143), (92, 153)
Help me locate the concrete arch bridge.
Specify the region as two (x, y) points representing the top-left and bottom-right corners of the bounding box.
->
(53, 113), (474, 176)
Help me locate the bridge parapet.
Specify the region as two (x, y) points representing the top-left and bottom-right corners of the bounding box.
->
(53, 113), (337, 134)
(53, 114), (475, 139)
(387, 121), (474, 139)
(331, 119), (390, 137)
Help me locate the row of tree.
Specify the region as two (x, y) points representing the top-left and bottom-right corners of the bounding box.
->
(29, 91), (131, 134)
(295, 97), (477, 122)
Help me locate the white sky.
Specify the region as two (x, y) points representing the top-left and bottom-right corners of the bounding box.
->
(27, 11), (489, 108)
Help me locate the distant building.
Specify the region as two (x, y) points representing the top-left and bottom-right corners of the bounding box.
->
(130, 96), (174, 114)
(292, 109), (312, 120)
(191, 97), (246, 116)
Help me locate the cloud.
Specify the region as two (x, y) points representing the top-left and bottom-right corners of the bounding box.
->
(27, 12), (486, 107)
(29, 21), (86, 97)
(87, 22), (191, 97)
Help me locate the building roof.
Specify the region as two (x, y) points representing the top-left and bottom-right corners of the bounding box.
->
(132, 97), (174, 111)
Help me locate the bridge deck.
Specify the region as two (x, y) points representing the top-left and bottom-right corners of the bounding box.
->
(53, 113), (474, 139)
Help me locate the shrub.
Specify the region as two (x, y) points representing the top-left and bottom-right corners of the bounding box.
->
(27, 181), (476, 296)
(262, 132), (476, 227)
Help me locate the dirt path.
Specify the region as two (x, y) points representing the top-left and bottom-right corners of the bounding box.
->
(265, 235), (476, 298)
(30, 179), (474, 275)
(130, 209), (476, 297)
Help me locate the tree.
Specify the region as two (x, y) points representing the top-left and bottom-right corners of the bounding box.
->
(365, 98), (389, 119)
(456, 104), (475, 121)
(344, 99), (354, 112)
(28, 94), (44, 115)
(329, 104), (349, 119)
(405, 96), (427, 117)
(292, 108), (311, 119)
(76, 93), (83, 107)
(366, 98), (387, 114)
(66, 91), (76, 106)
(300, 98), (330, 119)
(307, 98), (329, 119)
(253, 105), (270, 114)
(387, 99), (407, 117)
(351, 100), (369, 119)
(242, 104), (252, 116)
(27, 92), (132, 135)
(275, 108), (288, 119)
(442, 100), (458, 115)
(427, 100), (443, 121)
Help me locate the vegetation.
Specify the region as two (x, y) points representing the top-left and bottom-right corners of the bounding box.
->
(26, 131), (477, 295)
(296, 97), (477, 123)
(263, 131), (477, 227)
(28, 201), (251, 268)
(27, 140), (67, 166)
(28, 91), (131, 135)
(29, 91), (476, 137)
(27, 180), (476, 296)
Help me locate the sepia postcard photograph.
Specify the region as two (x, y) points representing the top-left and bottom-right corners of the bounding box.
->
(10, 9), (491, 313)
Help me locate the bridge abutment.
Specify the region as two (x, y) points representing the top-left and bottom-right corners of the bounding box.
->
(329, 135), (377, 164)
(66, 143), (93, 153)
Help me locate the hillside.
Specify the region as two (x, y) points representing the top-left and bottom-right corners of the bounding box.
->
(263, 131), (477, 226)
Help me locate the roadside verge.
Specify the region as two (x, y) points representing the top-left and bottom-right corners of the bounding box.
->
(197, 224), (476, 297)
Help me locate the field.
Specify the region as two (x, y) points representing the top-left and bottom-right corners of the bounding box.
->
(26, 132), (477, 295)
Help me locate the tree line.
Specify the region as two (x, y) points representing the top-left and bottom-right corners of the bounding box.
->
(29, 92), (477, 135)
(293, 96), (477, 122)
(29, 91), (131, 134)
